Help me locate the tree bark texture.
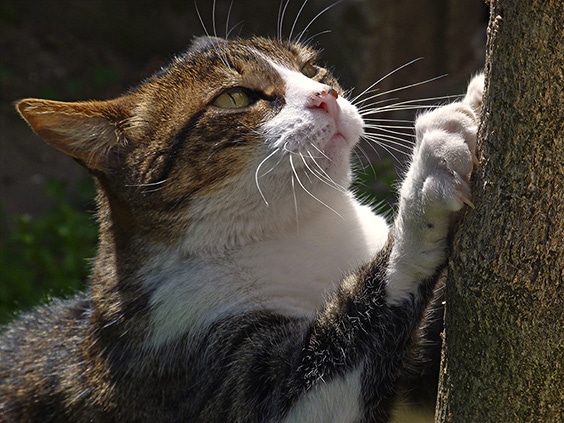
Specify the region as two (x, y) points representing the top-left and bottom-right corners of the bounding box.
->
(436, 1), (564, 422)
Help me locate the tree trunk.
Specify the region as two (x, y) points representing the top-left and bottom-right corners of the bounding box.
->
(435, 0), (564, 422)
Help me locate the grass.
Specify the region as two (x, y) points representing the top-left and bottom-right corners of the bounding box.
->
(0, 178), (97, 324)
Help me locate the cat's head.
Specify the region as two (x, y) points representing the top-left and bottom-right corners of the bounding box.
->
(16, 36), (364, 251)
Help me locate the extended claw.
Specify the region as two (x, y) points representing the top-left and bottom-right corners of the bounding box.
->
(461, 194), (475, 209)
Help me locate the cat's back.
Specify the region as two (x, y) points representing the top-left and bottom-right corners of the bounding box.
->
(0, 296), (92, 422)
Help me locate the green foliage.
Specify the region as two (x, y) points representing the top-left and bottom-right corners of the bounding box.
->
(351, 158), (397, 217)
(0, 179), (97, 324)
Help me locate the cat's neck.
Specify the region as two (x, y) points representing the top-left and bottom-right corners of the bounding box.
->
(138, 189), (389, 347)
(88, 173), (355, 294)
(174, 161), (357, 255)
(87, 175), (389, 348)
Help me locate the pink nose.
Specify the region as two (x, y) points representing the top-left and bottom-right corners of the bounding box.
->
(309, 88), (340, 120)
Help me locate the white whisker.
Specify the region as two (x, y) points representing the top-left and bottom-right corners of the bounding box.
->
(358, 138), (383, 162)
(363, 120), (413, 130)
(283, 143), (302, 156)
(363, 131), (413, 146)
(354, 144), (374, 165)
(357, 97), (398, 111)
(302, 30), (332, 46)
(351, 149), (366, 169)
(295, 1), (342, 44)
(358, 98), (405, 114)
(291, 172), (299, 233)
(363, 104), (436, 114)
(306, 150), (346, 190)
(363, 124), (413, 138)
(302, 151), (347, 193)
(195, 3), (210, 37)
(310, 144), (335, 163)
(289, 155), (343, 218)
(358, 94), (458, 116)
(362, 134), (411, 161)
(195, 2), (232, 69)
(278, 0), (291, 40)
(355, 75), (448, 109)
(350, 58), (424, 103)
(364, 144), (402, 164)
(126, 180), (168, 188)
(299, 154), (314, 184)
(224, 0), (234, 39)
(289, 0), (309, 42)
(226, 20), (245, 39)
(212, 0), (218, 37)
(125, 179), (169, 195)
(362, 118), (413, 124)
(261, 154), (285, 178)
(254, 148), (281, 206)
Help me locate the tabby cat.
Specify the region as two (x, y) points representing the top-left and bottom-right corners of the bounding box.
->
(0, 26), (483, 423)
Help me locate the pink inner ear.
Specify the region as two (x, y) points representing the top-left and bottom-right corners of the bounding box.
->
(16, 97), (130, 173)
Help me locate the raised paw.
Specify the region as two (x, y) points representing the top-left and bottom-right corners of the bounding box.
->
(411, 101), (478, 214)
(387, 80), (482, 301)
(463, 73), (484, 116)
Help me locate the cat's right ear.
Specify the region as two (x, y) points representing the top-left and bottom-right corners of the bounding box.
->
(15, 97), (132, 174)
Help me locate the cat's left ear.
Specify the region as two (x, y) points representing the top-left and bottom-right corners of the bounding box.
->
(16, 97), (132, 173)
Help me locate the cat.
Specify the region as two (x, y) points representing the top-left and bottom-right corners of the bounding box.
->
(0, 30), (483, 423)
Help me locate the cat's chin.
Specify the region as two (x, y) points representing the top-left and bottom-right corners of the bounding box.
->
(322, 131), (357, 160)
(330, 132), (346, 144)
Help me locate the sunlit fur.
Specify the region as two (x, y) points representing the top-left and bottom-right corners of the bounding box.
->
(1, 22), (483, 422)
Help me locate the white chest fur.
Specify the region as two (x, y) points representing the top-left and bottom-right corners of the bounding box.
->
(142, 195), (388, 348)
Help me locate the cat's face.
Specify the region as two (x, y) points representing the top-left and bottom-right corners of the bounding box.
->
(17, 37), (364, 249)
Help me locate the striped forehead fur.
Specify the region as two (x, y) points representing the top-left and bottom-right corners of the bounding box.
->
(127, 38), (302, 188)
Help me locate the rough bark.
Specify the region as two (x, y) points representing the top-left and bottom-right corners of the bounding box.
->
(436, 0), (564, 422)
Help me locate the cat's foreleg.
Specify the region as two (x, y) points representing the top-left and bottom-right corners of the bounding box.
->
(284, 81), (483, 422)
(385, 75), (483, 304)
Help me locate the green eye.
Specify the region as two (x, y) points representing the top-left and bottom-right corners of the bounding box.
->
(301, 62), (317, 78)
(213, 88), (251, 109)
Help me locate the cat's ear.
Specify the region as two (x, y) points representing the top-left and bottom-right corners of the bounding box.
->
(15, 97), (132, 173)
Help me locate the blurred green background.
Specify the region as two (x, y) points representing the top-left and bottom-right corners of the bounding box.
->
(0, 0), (487, 323)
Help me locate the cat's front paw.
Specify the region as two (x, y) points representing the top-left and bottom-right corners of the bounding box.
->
(413, 102), (478, 214)
(387, 82), (482, 302)
(463, 73), (484, 116)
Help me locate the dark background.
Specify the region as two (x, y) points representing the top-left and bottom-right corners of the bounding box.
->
(0, 0), (487, 319)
